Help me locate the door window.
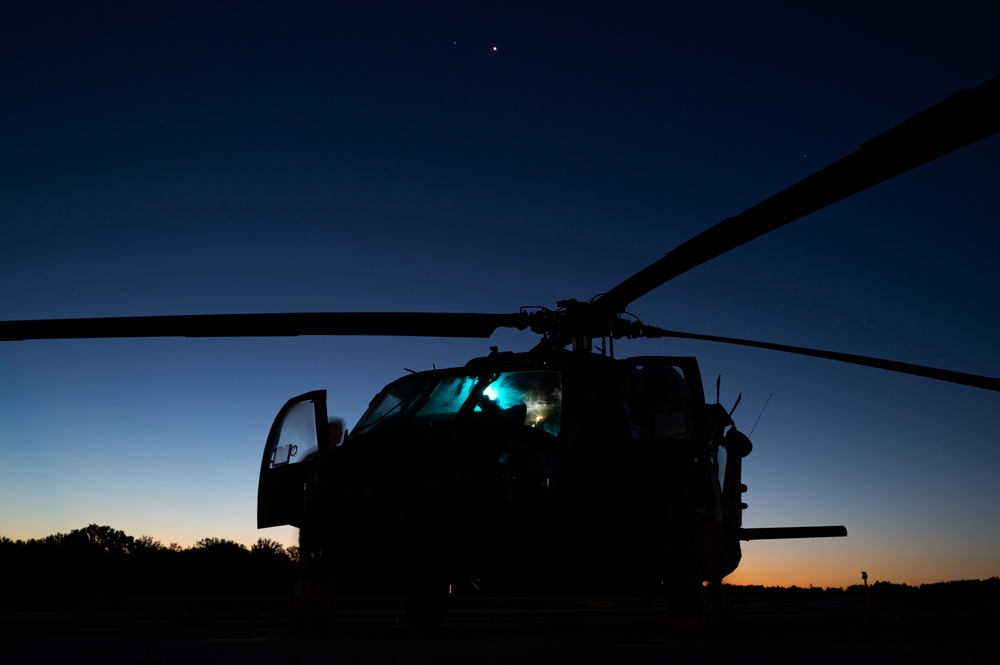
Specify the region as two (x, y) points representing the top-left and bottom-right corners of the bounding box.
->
(268, 399), (320, 468)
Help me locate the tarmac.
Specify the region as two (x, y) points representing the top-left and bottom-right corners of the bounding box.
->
(4, 595), (998, 664)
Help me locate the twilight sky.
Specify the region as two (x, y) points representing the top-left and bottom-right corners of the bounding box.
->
(1, 1), (998, 589)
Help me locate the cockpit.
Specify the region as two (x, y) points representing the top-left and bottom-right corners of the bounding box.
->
(353, 370), (563, 438)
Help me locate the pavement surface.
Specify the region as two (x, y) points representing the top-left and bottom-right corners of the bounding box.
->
(4, 596), (998, 664)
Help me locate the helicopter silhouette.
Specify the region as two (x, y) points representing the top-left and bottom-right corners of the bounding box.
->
(2, 74), (998, 625)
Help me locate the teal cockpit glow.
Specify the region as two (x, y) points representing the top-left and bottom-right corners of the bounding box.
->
(481, 371), (562, 437)
(354, 370), (562, 437)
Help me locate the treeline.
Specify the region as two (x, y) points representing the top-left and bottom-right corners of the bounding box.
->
(3, 525), (998, 603)
(724, 578), (1000, 605)
(0, 524), (297, 598)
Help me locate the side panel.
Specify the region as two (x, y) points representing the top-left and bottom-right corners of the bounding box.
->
(257, 390), (328, 529)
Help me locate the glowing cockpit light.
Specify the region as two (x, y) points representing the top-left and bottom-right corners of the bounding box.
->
(483, 385), (499, 401)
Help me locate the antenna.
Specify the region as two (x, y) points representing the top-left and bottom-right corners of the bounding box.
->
(749, 393), (773, 436)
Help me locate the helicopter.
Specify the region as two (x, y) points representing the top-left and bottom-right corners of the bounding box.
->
(2, 74), (998, 625)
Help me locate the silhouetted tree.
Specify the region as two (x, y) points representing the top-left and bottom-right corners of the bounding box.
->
(61, 524), (136, 555)
(252, 538), (285, 556)
(134, 535), (163, 552)
(11, 525), (990, 604)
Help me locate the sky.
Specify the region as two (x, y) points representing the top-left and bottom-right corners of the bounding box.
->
(1, 1), (998, 589)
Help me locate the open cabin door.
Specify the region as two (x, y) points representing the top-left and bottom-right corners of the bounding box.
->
(257, 390), (328, 529)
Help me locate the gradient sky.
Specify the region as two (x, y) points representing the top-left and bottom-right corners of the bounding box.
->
(2, 1), (998, 589)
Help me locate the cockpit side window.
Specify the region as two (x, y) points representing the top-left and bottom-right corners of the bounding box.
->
(478, 371), (562, 437)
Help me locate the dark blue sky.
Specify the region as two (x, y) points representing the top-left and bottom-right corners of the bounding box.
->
(2, 1), (998, 587)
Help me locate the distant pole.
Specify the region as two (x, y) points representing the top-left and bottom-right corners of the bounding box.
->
(862, 571), (870, 609)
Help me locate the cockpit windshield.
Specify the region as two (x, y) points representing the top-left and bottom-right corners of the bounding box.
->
(352, 379), (429, 434)
(354, 370), (562, 437)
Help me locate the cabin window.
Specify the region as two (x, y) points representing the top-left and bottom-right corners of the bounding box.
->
(620, 365), (694, 440)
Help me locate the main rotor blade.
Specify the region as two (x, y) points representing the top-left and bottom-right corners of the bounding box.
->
(0, 312), (526, 341)
(643, 327), (1000, 392)
(598, 74), (1000, 313)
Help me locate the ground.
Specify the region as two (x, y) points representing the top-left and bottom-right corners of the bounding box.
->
(4, 596), (997, 664)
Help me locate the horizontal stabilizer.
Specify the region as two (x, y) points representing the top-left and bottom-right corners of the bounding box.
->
(740, 526), (847, 541)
